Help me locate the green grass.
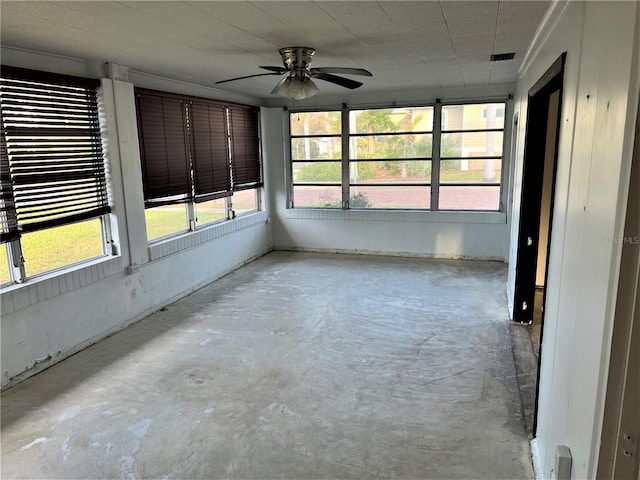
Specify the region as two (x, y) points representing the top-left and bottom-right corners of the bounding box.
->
(0, 247), (10, 284)
(145, 207), (228, 241)
(23, 219), (104, 277)
(0, 219), (105, 284)
(0, 205), (247, 286)
(196, 210), (226, 226)
(145, 207), (189, 241)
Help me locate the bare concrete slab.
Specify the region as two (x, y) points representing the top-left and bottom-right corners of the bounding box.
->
(1, 251), (533, 479)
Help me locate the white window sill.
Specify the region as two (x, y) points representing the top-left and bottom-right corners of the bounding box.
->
(284, 208), (506, 224)
(1, 255), (123, 316)
(148, 211), (268, 261)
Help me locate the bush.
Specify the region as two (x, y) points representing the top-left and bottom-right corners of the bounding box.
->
(296, 162), (341, 182)
(349, 192), (372, 208)
(316, 192), (372, 208)
(441, 159), (461, 170)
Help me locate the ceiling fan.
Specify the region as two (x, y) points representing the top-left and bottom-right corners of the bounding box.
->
(215, 47), (373, 100)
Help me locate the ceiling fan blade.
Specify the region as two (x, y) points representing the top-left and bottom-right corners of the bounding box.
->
(270, 76), (289, 95)
(309, 72), (363, 90)
(260, 66), (288, 73)
(215, 72), (282, 85)
(311, 67), (373, 77)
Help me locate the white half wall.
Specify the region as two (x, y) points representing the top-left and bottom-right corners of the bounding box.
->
(507, 1), (640, 478)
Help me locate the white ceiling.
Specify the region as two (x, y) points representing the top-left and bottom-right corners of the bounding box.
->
(1, 1), (550, 100)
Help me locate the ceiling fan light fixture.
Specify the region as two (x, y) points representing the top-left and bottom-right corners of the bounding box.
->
(275, 76), (319, 100)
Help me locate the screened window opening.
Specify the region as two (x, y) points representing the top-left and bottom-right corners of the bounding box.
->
(145, 204), (189, 242)
(290, 111), (342, 208)
(135, 89), (262, 240)
(195, 198), (227, 226)
(439, 103), (504, 211)
(349, 106), (433, 209)
(289, 102), (506, 212)
(0, 66), (112, 286)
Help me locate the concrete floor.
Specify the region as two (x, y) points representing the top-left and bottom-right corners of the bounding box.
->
(509, 288), (544, 437)
(1, 251), (533, 479)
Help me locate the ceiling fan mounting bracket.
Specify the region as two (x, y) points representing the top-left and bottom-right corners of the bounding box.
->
(279, 47), (316, 74)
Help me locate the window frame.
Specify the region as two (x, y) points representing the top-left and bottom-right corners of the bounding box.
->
(290, 109), (343, 209)
(0, 66), (114, 286)
(134, 88), (263, 243)
(348, 106), (434, 210)
(288, 99), (508, 212)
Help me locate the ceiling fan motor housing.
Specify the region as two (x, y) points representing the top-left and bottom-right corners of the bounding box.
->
(279, 47), (316, 75)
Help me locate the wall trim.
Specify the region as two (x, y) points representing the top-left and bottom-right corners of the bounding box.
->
(274, 246), (505, 262)
(284, 208), (507, 224)
(519, 1), (572, 81)
(531, 439), (544, 480)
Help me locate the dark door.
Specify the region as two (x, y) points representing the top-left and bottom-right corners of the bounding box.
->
(513, 53), (566, 324)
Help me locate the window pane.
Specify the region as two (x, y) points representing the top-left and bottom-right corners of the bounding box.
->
(348, 186), (430, 209)
(439, 186), (500, 211)
(196, 198), (227, 226)
(293, 186), (342, 208)
(440, 132), (503, 158)
(145, 205), (188, 241)
(293, 161), (342, 183)
(291, 137), (341, 160)
(1, 246), (11, 285)
(442, 103), (505, 131)
(440, 160), (502, 183)
(232, 189), (258, 215)
(350, 107), (434, 134)
(349, 134), (432, 159)
(350, 161), (431, 184)
(21, 218), (104, 278)
(290, 111), (341, 136)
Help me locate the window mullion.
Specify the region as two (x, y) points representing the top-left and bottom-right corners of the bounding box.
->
(225, 107), (236, 219)
(341, 104), (349, 209)
(285, 112), (294, 208)
(432, 100), (443, 211)
(184, 101), (197, 230)
(102, 214), (116, 255)
(8, 239), (25, 283)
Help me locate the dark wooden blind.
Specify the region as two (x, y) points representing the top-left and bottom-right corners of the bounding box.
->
(0, 66), (110, 242)
(229, 106), (262, 191)
(0, 121), (19, 242)
(135, 88), (261, 208)
(190, 101), (231, 202)
(135, 90), (191, 207)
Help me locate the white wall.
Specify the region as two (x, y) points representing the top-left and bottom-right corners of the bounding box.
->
(507, 1), (640, 477)
(264, 82), (516, 261)
(0, 49), (273, 388)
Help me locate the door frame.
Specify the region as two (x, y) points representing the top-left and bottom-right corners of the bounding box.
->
(513, 53), (566, 325)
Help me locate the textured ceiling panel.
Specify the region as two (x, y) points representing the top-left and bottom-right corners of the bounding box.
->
(0, 0), (550, 99)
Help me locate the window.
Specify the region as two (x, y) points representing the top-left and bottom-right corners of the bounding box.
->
(290, 111), (342, 208)
(0, 66), (112, 286)
(440, 103), (503, 210)
(135, 89), (262, 241)
(349, 107), (433, 209)
(289, 101), (506, 211)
